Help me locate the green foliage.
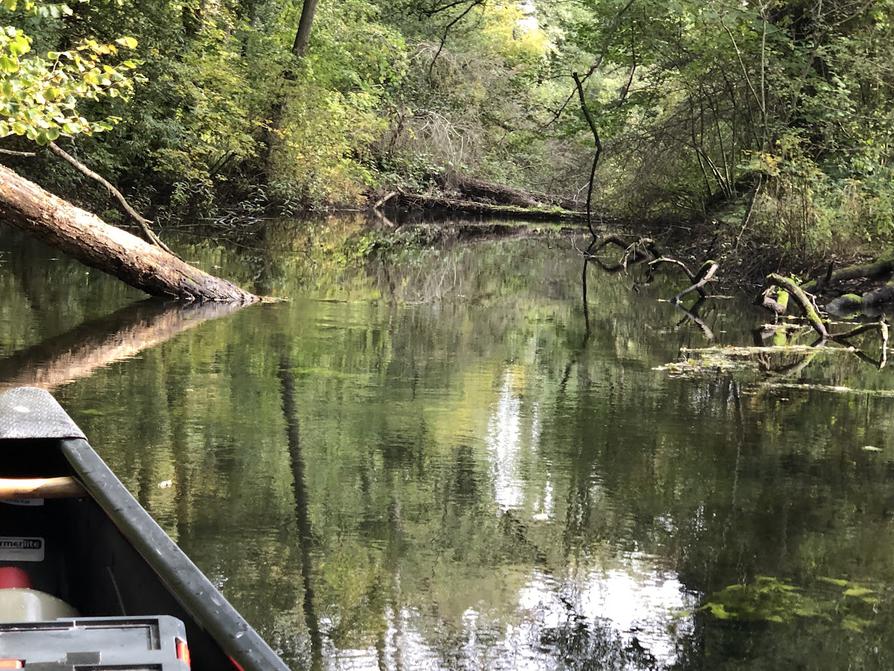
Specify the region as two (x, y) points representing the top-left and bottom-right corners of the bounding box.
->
(0, 0), (136, 144)
(268, 0), (405, 206)
(5, 0), (894, 233)
(561, 0), (894, 252)
(376, 0), (558, 191)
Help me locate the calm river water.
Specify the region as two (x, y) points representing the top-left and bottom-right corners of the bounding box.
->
(3, 217), (894, 670)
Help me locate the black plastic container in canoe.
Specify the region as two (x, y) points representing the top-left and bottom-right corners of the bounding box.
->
(0, 387), (290, 671)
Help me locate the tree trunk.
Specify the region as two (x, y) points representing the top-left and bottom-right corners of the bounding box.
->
(440, 173), (580, 211)
(0, 164), (257, 302)
(265, 0), (319, 176)
(292, 0), (319, 58)
(397, 190), (587, 221)
(443, 174), (541, 208)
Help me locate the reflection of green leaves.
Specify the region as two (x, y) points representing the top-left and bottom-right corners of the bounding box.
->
(842, 615), (873, 632)
(76, 408), (107, 417)
(702, 576), (882, 630)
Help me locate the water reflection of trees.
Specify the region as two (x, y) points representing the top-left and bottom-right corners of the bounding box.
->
(0, 299), (246, 389)
(6, 227), (894, 669)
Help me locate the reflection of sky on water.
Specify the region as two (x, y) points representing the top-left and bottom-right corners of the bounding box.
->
(514, 562), (695, 668)
(316, 366), (695, 669)
(319, 555), (694, 670)
(487, 371), (543, 513)
(488, 374), (525, 511)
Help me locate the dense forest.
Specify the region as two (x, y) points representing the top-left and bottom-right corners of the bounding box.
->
(2, 0), (894, 261)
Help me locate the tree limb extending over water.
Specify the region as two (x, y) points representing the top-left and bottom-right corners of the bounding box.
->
(0, 164), (257, 302)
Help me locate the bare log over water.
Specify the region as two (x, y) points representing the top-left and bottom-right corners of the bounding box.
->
(396, 191), (587, 221)
(0, 299), (248, 390)
(0, 164), (257, 302)
(673, 260), (719, 304)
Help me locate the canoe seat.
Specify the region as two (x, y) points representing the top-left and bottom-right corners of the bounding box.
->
(0, 477), (85, 501)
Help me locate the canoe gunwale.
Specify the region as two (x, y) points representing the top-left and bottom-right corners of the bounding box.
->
(0, 387), (85, 441)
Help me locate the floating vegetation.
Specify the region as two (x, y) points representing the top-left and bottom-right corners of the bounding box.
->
(654, 345), (828, 379)
(653, 358), (756, 378)
(656, 340), (890, 383)
(700, 576), (880, 631)
(681, 346), (827, 356)
(760, 383), (894, 398)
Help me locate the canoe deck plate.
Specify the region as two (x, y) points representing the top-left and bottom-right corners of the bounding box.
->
(0, 387), (86, 441)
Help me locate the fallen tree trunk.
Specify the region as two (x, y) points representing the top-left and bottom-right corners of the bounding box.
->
(444, 174), (540, 208)
(397, 191), (587, 221)
(803, 256), (894, 293)
(439, 173), (580, 211)
(0, 164), (257, 302)
(763, 274), (829, 338)
(861, 281), (894, 308)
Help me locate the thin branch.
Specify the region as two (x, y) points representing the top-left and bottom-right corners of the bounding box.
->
(673, 260), (719, 304)
(617, 37), (637, 106)
(420, 0), (472, 16)
(538, 0), (637, 130)
(573, 71), (601, 239)
(649, 256), (696, 281)
(47, 142), (175, 256)
(427, 0), (484, 81)
(733, 177), (762, 252)
(721, 20), (765, 118)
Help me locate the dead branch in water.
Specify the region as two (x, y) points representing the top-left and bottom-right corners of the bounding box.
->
(673, 260), (719, 304)
(372, 191), (398, 211)
(649, 256), (698, 281)
(589, 235), (660, 269)
(833, 319), (888, 369)
(763, 274), (829, 338)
